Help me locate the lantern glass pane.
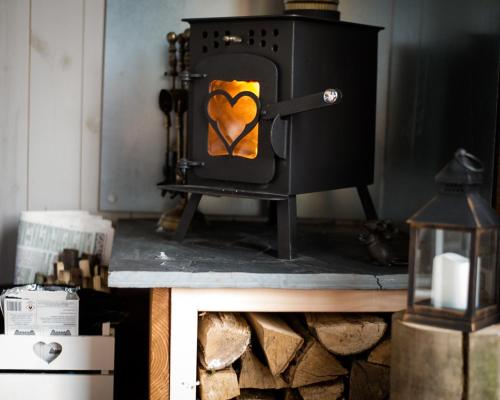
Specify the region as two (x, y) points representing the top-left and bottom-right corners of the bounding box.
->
(476, 229), (498, 309)
(414, 227), (471, 313)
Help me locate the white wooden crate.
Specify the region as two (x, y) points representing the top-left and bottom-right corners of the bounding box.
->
(0, 334), (114, 400)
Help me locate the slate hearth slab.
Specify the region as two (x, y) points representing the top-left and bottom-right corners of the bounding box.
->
(109, 219), (408, 290)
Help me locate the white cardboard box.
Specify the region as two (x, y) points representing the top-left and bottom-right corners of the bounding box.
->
(0, 334), (114, 400)
(3, 289), (79, 336)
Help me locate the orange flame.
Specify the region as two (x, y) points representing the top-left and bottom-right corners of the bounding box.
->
(207, 80), (260, 159)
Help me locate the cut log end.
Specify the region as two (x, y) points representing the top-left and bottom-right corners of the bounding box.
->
(246, 313), (304, 375)
(306, 313), (387, 355)
(198, 312), (251, 371)
(367, 339), (391, 367)
(237, 389), (279, 400)
(298, 380), (344, 400)
(239, 348), (288, 390)
(349, 360), (390, 400)
(286, 339), (348, 388)
(198, 366), (240, 400)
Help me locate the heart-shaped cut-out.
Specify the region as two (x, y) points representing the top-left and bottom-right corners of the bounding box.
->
(206, 89), (261, 155)
(33, 341), (62, 364)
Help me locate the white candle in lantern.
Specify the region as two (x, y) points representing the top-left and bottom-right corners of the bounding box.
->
(431, 252), (470, 310)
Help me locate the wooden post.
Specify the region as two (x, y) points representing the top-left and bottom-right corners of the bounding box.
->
(149, 288), (171, 400)
(468, 324), (500, 399)
(393, 312), (500, 400)
(391, 312), (464, 400)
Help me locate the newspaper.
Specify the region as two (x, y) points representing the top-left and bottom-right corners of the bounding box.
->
(14, 211), (114, 284)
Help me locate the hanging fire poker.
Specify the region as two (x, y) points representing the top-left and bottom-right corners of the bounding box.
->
(157, 29), (196, 231)
(157, 29), (191, 197)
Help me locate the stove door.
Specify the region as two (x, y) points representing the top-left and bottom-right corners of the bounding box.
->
(190, 53), (278, 184)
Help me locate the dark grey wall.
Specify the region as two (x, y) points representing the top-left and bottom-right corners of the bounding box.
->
(381, 0), (500, 220)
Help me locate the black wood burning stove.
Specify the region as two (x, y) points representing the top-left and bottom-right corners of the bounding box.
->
(161, 12), (382, 259)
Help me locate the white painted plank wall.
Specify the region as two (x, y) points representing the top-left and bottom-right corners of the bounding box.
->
(0, 0), (106, 283)
(0, 0), (30, 283)
(81, 0), (105, 213)
(29, 0), (84, 210)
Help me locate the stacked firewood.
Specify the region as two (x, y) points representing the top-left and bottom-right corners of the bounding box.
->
(197, 312), (391, 400)
(34, 248), (109, 292)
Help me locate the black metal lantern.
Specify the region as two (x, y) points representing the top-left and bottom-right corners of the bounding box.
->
(404, 149), (500, 332)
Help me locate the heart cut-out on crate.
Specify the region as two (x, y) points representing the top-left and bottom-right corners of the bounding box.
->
(33, 341), (62, 364)
(206, 89), (260, 155)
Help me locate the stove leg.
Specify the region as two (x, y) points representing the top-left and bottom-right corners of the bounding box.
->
(267, 201), (277, 225)
(356, 186), (378, 220)
(277, 196), (297, 260)
(173, 193), (203, 242)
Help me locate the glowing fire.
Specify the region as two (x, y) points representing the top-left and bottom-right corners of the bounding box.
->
(207, 80), (260, 159)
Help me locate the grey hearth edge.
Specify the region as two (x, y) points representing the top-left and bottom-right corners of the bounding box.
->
(108, 219), (408, 290)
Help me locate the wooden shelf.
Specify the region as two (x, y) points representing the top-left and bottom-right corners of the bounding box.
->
(108, 219), (408, 400)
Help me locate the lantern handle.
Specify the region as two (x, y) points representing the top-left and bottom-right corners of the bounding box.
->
(455, 149), (484, 173)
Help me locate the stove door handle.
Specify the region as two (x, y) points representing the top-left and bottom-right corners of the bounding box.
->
(261, 88), (342, 120)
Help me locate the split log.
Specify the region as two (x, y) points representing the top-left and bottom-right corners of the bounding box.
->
(61, 270), (71, 284)
(349, 360), (389, 400)
(298, 380), (344, 400)
(70, 267), (82, 286)
(391, 312), (463, 400)
(93, 275), (102, 291)
(367, 339), (391, 367)
(239, 348), (288, 390)
(245, 313), (303, 375)
(79, 259), (91, 278)
(306, 313), (387, 355)
(286, 340), (347, 388)
(284, 316), (347, 388)
(198, 312), (251, 370)
(237, 389), (278, 400)
(198, 366), (240, 400)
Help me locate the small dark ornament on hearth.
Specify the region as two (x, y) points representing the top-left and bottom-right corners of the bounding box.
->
(359, 220), (408, 266)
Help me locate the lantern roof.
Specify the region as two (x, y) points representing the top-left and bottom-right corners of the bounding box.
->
(408, 190), (499, 228)
(435, 148), (483, 186)
(408, 149), (500, 229)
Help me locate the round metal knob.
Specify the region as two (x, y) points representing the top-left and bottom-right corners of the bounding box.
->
(166, 32), (177, 43)
(323, 88), (341, 104)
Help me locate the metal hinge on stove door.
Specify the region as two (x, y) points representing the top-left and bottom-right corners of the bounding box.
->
(262, 88), (342, 159)
(177, 158), (205, 177)
(179, 70), (207, 89)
